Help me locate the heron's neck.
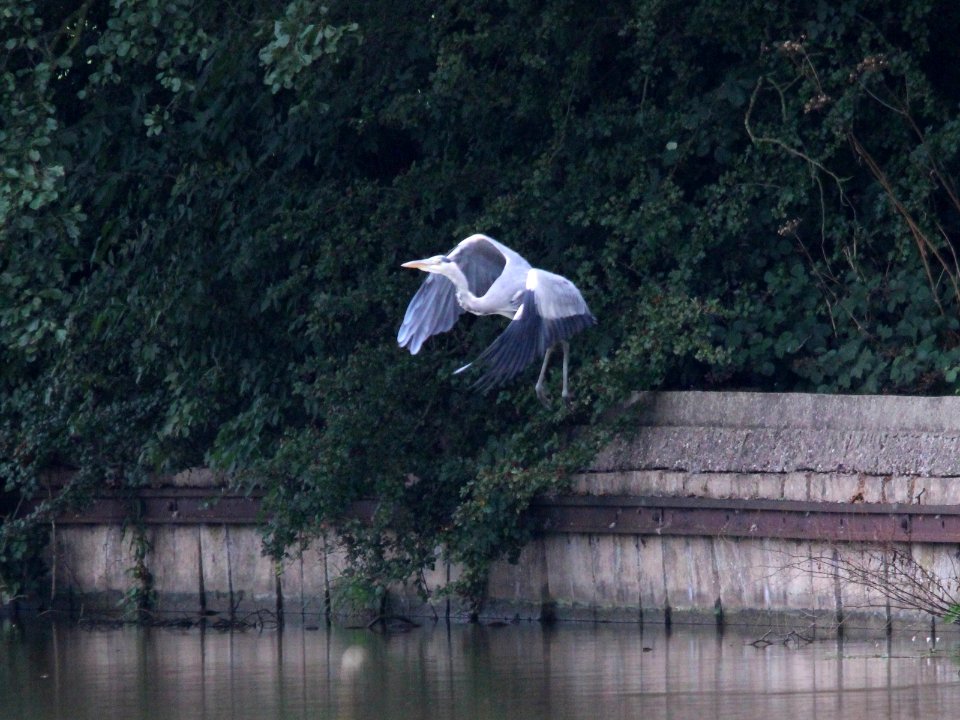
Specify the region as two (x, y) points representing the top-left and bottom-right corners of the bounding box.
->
(439, 264), (480, 312)
(436, 262), (467, 292)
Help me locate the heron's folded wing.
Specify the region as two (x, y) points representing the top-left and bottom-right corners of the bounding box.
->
(529, 270), (596, 353)
(397, 274), (462, 354)
(450, 235), (509, 297)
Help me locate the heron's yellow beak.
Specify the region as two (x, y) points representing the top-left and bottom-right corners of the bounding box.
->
(402, 255), (448, 273)
(401, 258), (439, 271)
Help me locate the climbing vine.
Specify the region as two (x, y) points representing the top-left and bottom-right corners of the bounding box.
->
(3, 0), (960, 607)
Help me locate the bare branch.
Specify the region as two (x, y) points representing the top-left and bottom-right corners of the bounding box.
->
(780, 544), (960, 619)
(744, 77), (851, 204)
(848, 132), (960, 310)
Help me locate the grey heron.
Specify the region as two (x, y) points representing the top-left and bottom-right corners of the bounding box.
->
(397, 233), (596, 405)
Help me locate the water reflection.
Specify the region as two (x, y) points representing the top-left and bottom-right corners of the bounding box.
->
(2, 620), (959, 720)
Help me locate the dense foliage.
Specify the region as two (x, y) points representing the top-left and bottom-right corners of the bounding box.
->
(3, 0), (960, 606)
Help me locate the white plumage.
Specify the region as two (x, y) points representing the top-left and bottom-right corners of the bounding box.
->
(398, 234), (595, 405)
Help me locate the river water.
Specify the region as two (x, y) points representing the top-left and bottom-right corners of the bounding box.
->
(2, 619), (959, 719)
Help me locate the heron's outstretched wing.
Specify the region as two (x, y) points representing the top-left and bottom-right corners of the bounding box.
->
(397, 273), (461, 355)
(397, 235), (508, 354)
(457, 269), (596, 391)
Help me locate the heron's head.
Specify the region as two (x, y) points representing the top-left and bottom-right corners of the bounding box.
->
(400, 255), (454, 274)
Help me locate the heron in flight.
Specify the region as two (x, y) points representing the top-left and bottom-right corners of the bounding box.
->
(397, 233), (596, 405)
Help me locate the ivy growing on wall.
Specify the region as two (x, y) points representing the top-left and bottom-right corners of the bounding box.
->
(3, 0), (960, 607)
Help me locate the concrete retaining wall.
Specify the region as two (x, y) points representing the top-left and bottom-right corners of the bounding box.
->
(42, 392), (960, 628)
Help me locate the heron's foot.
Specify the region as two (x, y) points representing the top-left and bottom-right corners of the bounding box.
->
(535, 383), (552, 408)
(562, 390), (573, 406)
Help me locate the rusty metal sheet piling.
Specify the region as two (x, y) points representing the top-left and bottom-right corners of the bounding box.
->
(528, 495), (960, 544)
(46, 488), (960, 544)
(52, 488), (264, 525)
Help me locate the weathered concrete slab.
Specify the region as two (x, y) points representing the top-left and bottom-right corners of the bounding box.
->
(594, 426), (960, 475)
(49, 525), (133, 602)
(482, 540), (548, 621)
(221, 525), (277, 612)
(598, 392), (960, 476)
(572, 470), (960, 506)
(636, 536), (667, 618)
(149, 526), (202, 613)
(624, 391), (960, 432)
(198, 525), (231, 612)
(278, 543), (329, 617)
(168, 467), (224, 488)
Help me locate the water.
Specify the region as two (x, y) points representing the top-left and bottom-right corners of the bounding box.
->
(2, 620), (959, 719)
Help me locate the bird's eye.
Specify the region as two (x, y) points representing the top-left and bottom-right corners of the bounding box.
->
(441, 256), (452, 263)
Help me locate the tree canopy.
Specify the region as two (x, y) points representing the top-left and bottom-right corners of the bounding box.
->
(3, 0), (960, 605)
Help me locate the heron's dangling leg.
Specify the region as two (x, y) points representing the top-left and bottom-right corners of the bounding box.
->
(535, 345), (555, 407)
(560, 341), (572, 403)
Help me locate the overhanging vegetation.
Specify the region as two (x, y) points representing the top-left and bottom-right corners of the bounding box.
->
(3, 0), (960, 606)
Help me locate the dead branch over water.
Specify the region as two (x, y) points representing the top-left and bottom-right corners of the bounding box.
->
(782, 544), (960, 620)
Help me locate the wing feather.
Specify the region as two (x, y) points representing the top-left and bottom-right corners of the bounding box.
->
(467, 285), (596, 392)
(470, 291), (540, 392)
(397, 273), (461, 354)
